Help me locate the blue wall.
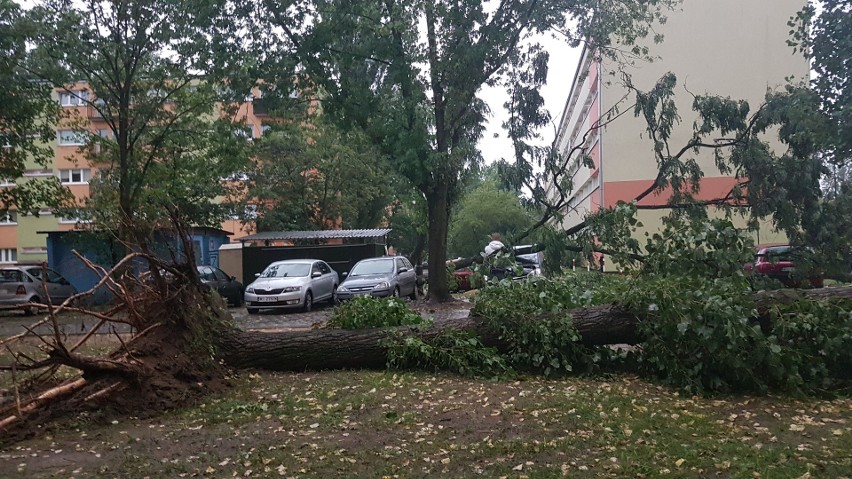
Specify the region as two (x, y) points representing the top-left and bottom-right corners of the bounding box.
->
(45, 229), (230, 305)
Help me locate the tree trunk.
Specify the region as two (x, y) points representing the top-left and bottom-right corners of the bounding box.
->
(218, 304), (640, 371)
(426, 183), (452, 301)
(217, 286), (852, 372)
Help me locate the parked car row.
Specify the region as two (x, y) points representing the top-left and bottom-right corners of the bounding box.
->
(243, 256), (419, 314)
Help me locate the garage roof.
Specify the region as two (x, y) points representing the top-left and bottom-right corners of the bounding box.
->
(239, 229), (392, 242)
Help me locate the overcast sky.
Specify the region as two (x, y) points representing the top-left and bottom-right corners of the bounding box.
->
(478, 35), (582, 165)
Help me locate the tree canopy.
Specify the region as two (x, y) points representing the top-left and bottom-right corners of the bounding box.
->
(0, 0), (69, 215)
(264, 0), (677, 300)
(25, 0), (259, 241)
(243, 119), (398, 232)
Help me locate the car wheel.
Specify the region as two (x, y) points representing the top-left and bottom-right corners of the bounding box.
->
(392, 286), (400, 298)
(24, 296), (40, 316)
(232, 292), (243, 307)
(303, 291), (313, 312)
(247, 307), (259, 314)
(331, 285), (339, 305)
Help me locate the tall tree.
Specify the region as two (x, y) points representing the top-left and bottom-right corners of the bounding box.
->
(25, 0), (259, 244)
(243, 119), (398, 232)
(0, 0), (69, 215)
(264, 0), (675, 300)
(449, 179), (539, 258)
(789, 0), (852, 277)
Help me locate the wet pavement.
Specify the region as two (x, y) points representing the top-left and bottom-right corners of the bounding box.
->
(0, 297), (474, 338)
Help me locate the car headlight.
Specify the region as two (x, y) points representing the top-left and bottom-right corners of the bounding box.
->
(282, 286), (301, 293)
(374, 282), (390, 290)
(246, 287), (255, 294)
(337, 286), (349, 292)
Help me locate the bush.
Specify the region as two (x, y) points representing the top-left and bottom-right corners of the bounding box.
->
(383, 329), (511, 378)
(327, 296), (429, 329)
(472, 275), (627, 376)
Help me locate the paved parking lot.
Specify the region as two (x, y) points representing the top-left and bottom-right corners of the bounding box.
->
(0, 297), (473, 338)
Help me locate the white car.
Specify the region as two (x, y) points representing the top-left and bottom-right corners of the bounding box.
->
(244, 259), (338, 314)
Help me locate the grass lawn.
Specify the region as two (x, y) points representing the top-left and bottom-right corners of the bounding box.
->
(0, 370), (849, 478)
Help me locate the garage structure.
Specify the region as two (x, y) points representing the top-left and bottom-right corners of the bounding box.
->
(235, 229), (392, 285)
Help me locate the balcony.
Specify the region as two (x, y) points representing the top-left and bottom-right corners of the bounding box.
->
(88, 105), (104, 119)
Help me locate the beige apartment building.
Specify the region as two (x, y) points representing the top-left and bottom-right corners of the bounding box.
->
(0, 83), (260, 266)
(553, 0), (809, 264)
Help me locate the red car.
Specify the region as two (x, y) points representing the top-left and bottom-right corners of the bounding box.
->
(744, 245), (823, 288)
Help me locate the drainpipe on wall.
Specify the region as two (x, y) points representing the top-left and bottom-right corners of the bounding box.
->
(597, 50), (604, 212)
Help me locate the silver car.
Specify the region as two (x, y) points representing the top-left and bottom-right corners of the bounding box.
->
(0, 266), (78, 315)
(336, 256), (417, 301)
(244, 259), (338, 314)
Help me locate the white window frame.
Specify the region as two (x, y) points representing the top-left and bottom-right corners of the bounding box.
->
(59, 90), (89, 107)
(58, 216), (92, 225)
(57, 129), (88, 146)
(59, 168), (91, 185)
(0, 248), (17, 264)
(20, 247), (47, 255)
(22, 169), (53, 178)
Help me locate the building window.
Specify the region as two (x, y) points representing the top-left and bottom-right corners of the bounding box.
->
(59, 168), (91, 185)
(0, 248), (16, 264)
(0, 211), (17, 225)
(57, 129), (88, 146)
(22, 169), (53, 178)
(59, 216), (91, 224)
(59, 90), (89, 107)
(233, 125), (254, 140)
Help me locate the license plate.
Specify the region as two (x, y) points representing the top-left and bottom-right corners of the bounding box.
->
(781, 267), (795, 272)
(258, 296), (278, 302)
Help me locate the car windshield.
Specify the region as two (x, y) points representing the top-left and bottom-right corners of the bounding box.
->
(762, 247), (796, 262)
(0, 270), (23, 283)
(350, 259), (394, 276)
(260, 263), (310, 278)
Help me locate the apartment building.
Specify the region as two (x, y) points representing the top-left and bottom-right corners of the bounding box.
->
(0, 82), (262, 266)
(553, 0), (808, 259)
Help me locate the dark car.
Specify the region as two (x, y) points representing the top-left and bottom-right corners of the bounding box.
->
(337, 256), (417, 300)
(197, 265), (244, 306)
(744, 245), (823, 288)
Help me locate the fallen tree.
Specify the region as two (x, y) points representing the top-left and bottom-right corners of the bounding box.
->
(217, 285), (852, 371)
(2, 243), (850, 438)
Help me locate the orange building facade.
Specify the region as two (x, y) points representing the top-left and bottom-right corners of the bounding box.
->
(0, 82), (263, 265)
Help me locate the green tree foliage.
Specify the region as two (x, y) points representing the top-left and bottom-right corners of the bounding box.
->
(788, 0), (852, 279)
(386, 188), (428, 262)
(503, 3), (852, 278)
(25, 0), (257, 241)
(265, 0), (677, 300)
(244, 120), (397, 232)
(448, 179), (538, 258)
(0, 0), (69, 214)
(327, 296), (428, 329)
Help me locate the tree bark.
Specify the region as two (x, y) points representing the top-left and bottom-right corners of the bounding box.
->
(217, 286), (852, 372)
(218, 304), (640, 371)
(426, 183), (452, 301)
